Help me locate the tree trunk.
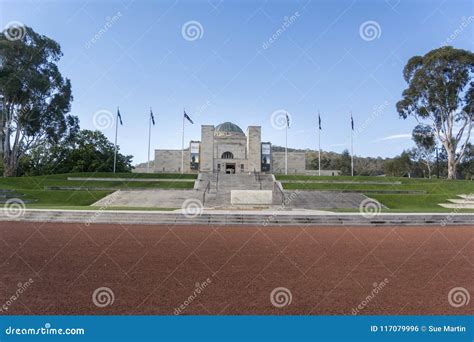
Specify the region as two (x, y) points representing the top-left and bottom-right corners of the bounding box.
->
(3, 158), (17, 177)
(447, 151), (457, 180)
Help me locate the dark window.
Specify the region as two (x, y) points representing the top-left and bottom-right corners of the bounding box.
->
(221, 151), (234, 159)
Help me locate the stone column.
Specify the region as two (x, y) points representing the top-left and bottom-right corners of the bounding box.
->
(246, 126), (261, 172)
(200, 125), (214, 172)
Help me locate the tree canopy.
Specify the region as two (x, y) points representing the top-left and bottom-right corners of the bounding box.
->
(396, 46), (474, 179)
(0, 25), (78, 176)
(20, 129), (133, 175)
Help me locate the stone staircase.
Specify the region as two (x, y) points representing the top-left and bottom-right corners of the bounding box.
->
(281, 190), (368, 209)
(202, 172), (275, 208)
(438, 194), (474, 209)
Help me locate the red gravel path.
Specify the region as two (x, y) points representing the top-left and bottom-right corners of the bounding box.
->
(0, 221), (472, 315)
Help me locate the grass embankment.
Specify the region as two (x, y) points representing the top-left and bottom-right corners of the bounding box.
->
(276, 175), (474, 212)
(0, 172), (196, 209)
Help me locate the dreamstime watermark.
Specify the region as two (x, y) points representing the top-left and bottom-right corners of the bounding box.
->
(270, 287), (292, 308)
(353, 100), (389, 138)
(195, 99), (212, 118)
(359, 20), (382, 41)
(448, 287), (470, 308)
(359, 198), (382, 218)
(4, 323), (85, 336)
(181, 21), (204, 41)
(3, 198), (26, 219)
(84, 12), (123, 49)
(352, 278), (389, 315)
(270, 109), (291, 130)
(182, 198), (204, 218)
(85, 190), (121, 226)
(92, 110), (114, 130)
(385, 0), (401, 10)
(92, 287), (115, 308)
(440, 193), (473, 227)
(3, 21), (26, 41)
(263, 190), (300, 226)
(174, 277), (212, 315)
(442, 16), (474, 45)
(0, 278), (34, 313)
(262, 11), (300, 50)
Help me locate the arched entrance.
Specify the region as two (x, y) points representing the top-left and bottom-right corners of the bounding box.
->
(221, 151), (235, 173)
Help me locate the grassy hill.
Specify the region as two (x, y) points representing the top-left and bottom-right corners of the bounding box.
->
(0, 172), (196, 208)
(277, 175), (474, 212)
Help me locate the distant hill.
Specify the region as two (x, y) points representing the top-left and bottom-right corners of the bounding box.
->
(271, 146), (391, 176)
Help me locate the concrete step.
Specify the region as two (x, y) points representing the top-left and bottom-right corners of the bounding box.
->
(438, 194), (474, 209)
(281, 190), (368, 209)
(439, 203), (474, 209)
(1, 210), (472, 226)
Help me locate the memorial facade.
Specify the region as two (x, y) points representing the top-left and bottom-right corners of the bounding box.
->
(154, 122), (307, 174)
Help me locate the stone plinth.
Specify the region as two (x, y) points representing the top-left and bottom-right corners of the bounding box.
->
(231, 190), (273, 205)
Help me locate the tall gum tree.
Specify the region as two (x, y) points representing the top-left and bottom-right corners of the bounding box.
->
(0, 25), (77, 176)
(396, 46), (474, 179)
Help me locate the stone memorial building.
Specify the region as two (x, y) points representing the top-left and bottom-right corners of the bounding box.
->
(154, 122), (308, 174)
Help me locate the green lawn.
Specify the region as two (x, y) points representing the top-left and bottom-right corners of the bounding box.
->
(276, 175), (474, 212)
(63, 172), (198, 179)
(25, 205), (178, 211)
(0, 172), (196, 208)
(2, 173), (473, 212)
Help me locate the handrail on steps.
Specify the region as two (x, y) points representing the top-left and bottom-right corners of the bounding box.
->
(274, 182), (285, 205)
(202, 180), (211, 205)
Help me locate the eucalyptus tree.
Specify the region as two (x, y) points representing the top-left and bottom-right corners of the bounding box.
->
(0, 24), (77, 176)
(397, 47), (474, 179)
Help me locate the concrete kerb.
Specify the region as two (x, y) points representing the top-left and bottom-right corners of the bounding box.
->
(0, 208), (472, 226)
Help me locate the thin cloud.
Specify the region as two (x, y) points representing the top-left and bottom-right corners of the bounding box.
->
(373, 134), (412, 142)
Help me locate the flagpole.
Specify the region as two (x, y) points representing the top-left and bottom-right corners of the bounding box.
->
(181, 109), (185, 174)
(318, 111), (321, 176)
(147, 108), (152, 174)
(351, 112), (354, 177)
(285, 119), (288, 175)
(113, 107), (119, 174)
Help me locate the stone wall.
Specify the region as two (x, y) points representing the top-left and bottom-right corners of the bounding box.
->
(246, 126), (261, 172)
(271, 151), (306, 174)
(154, 149), (190, 173)
(214, 136), (247, 160)
(304, 170), (341, 176)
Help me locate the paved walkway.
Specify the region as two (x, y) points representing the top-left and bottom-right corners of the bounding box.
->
(92, 189), (202, 208)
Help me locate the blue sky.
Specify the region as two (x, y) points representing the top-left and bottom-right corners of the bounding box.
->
(1, 0), (473, 164)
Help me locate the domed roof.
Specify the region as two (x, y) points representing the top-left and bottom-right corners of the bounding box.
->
(214, 122), (244, 136)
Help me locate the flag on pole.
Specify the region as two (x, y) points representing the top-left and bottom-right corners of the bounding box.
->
(117, 108), (123, 125)
(351, 114), (354, 131)
(184, 110), (194, 124)
(150, 108), (155, 125)
(286, 112), (290, 128)
(318, 114), (322, 130)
